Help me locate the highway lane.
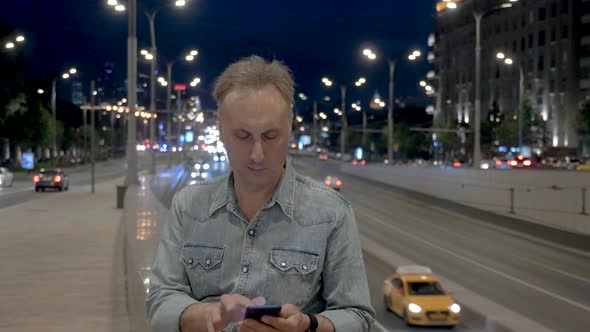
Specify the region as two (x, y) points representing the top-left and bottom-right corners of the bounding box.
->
(296, 157), (590, 332)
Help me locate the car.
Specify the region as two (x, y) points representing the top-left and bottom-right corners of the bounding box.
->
(318, 153), (329, 161)
(0, 167), (14, 187)
(33, 169), (69, 192)
(576, 158), (590, 171)
(352, 159), (366, 166)
(383, 265), (461, 327)
(324, 176), (342, 191)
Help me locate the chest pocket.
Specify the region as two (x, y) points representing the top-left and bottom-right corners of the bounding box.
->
(181, 244), (225, 300)
(266, 248), (320, 307)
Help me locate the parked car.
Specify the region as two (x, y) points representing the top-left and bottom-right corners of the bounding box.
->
(0, 167), (14, 187)
(33, 169), (69, 192)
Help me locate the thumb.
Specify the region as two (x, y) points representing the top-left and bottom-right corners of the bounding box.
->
(279, 304), (300, 318)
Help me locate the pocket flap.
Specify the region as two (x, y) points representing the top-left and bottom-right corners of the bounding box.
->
(181, 244), (224, 270)
(270, 248), (318, 275)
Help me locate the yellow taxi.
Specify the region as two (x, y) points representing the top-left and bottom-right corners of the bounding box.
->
(576, 158), (590, 171)
(383, 265), (461, 326)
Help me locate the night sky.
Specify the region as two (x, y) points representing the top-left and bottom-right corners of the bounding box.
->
(1, 0), (437, 113)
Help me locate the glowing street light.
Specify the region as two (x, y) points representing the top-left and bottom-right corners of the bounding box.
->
(37, 89), (44, 94)
(5, 42), (14, 49)
(115, 4), (125, 11)
(15, 36), (25, 42)
(107, 0), (118, 5)
(69, 68), (77, 74)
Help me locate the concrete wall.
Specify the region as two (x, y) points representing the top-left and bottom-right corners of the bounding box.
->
(341, 164), (590, 235)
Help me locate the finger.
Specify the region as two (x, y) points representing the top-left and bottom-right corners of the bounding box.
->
(210, 307), (223, 330)
(241, 319), (275, 332)
(279, 304), (300, 318)
(252, 296), (266, 306)
(207, 314), (216, 332)
(260, 315), (285, 329)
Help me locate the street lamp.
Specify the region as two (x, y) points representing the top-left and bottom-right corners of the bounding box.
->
(362, 47), (422, 163)
(448, 0), (518, 167)
(322, 76), (366, 155)
(496, 51), (524, 148)
(51, 67), (77, 166)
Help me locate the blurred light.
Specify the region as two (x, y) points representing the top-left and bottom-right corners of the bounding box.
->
(447, 2), (457, 9)
(186, 55), (194, 61)
(157, 77), (165, 83)
(140, 49), (148, 56)
(69, 68), (77, 74)
(355, 82), (361, 87)
(496, 52), (505, 59)
(191, 172), (198, 178)
(62, 73), (70, 79)
(323, 96), (330, 102)
(496, 160), (503, 166)
(190, 50), (198, 56)
(523, 160), (532, 167)
(201, 172), (208, 179)
(510, 160), (518, 166)
(359, 77), (366, 84)
(115, 4), (125, 11)
(122, 98), (127, 103)
(93, 90), (98, 96)
(190, 81), (197, 87)
(107, 0), (118, 5)
(363, 49), (372, 56)
(408, 54), (416, 61)
(420, 81), (427, 87)
(450, 304), (461, 314)
(425, 85), (433, 91)
(379, 101), (385, 107)
(333, 108), (340, 114)
(368, 53), (376, 60)
(505, 58), (513, 65)
(374, 98), (381, 104)
(161, 81), (168, 86)
(203, 163), (210, 170)
(412, 50), (421, 57)
(5, 42), (14, 49)
(106, 106), (112, 111)
(175, 0), (186, 6)
(134, 111), (140, 116)
(296, 115), (303, 122)
(37, 89), (44, 94)
(145, 53), (154, 60)
(453, 162), (462, 168)
(15, 36), (25, 42)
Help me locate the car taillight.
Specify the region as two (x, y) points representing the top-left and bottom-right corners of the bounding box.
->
(335, 180), (342, 186)
(453, 162), (461, 167)
(324, 180), (331, 186)
(353, 160), (358, 165)
(33, 175), (40, 183)
(361, 160), (366, 166)
(496, 160), (502, 166)
(510, 160), (518, 166)
(523, 160), (532, 167)
(54, 175), (62, 183)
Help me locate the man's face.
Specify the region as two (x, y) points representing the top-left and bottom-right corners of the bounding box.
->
(219, 84), (292, 191)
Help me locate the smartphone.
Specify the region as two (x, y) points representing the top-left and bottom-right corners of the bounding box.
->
(244, 305), (282, 321)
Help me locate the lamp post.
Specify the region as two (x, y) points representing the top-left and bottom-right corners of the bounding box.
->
(50, 67), (77, 167)
(445, 0), (518, 166)
(321, 77), (366, 155)
(363, 48), (421, 163)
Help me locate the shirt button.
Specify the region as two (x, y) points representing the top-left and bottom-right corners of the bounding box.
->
(302, 264), (308, 271)
(242, 266), (249, 273)
(187, 258), (194, 264)
(280, 262), (287, 267)
(205, 259), (212, 266)
(248, 229), (256, 237)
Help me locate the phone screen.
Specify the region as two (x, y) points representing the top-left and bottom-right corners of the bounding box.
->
(244, 305), (282, 321)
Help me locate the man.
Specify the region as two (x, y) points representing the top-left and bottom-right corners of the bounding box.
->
(146, 55), (375, 332)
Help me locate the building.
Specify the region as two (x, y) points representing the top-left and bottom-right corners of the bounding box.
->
(433, 0), (583, 151)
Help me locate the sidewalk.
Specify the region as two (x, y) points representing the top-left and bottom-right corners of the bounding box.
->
(0, 178), (130, 332)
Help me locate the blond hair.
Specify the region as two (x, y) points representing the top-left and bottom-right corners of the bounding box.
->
(213, 55), (295, 117)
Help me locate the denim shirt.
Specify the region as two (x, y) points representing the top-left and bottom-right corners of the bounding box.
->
(146, 161), (375, 332)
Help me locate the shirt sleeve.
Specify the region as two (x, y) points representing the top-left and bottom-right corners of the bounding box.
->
(146, 190), (199, 332)
(319, 202), (376, 332)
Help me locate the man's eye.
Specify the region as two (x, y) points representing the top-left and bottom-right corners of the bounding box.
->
(263, 134), (277, 140)
(236, 133), (250, 139)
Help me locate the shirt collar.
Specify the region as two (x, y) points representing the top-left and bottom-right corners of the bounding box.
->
(208, 158), (295, 220)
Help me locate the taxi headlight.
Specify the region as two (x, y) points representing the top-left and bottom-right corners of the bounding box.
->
(408, 303), (422, 313)
(450, 303), (461, 314)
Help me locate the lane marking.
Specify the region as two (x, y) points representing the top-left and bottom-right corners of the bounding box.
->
(356, 205), (590, 314)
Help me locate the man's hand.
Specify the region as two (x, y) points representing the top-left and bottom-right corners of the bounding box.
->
(238, 304), (309, 332)
(181, 294), (266, 332)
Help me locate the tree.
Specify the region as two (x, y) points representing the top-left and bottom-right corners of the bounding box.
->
(576, 99), (590, 136)
(521, 91), (544, 147)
